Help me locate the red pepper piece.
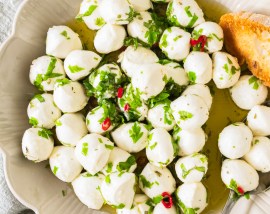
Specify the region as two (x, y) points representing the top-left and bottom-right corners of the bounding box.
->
(237, 186), (245, 195)
(117, 87), (124, 98)
(161, 192), (173, 208)
(102, 118), (111, 131)
(190, 35), (207, 52)
(124, 103), (130, 112)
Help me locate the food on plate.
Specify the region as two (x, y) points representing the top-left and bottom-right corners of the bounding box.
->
(175, 153), (208, 183)
(221, 159), (259, 195)
(244, 136), (270, 173)
(22, 128), (54, 162)
(27, 93), (61, 129)
(218, 122), (253, 159)
(153, 202), (177, 214)
(29, 56), (66, 91)
(230, 75), (268, 110)
(46, 26), (82, 59)
(176, 182), (208, 214)
(55, 113), (88, 147)
(72, 172), (105, 210)
(129, 0), (152, 12)
(220, 12), (270, 86)
(49, 146), (83, 182)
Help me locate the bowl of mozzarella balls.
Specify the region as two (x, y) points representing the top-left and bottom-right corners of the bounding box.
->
(19, 0), (270, 213)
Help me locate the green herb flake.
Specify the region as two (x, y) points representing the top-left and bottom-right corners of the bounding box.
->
(105, 144), (114, 150)
(248, 76), (260, 90)
(33, 94), (45, 103)
(184, 6), (199, 28)
(106, 162), (113, 174)
(152, 195), (163, 204)
(129, 122), (144, 143)
(160, 34), (168, 48)
(173, 35), (182, 41)
(55, 120), (62, 126)
(95, 17), (105, 27)
(56, 78), (71, 86)
(179, 111), (193, 121)
(105, 175), (111, 184)
(29, 117), (39, 126)
(139, 175), (158, 189)
(188, 71), (197, 83)
(112, 203), (125, 209)
(82, 142), (89, 156)
(60, 30), (70, 40)
(117, 155), (136, 172)
(53, 166), (58, 175)
(178, 200), (200, 214)
(150, 142), (158, 150)
(38, 128), (53, 139)
(163, 104), (174, 125)
(76, 5), (98, 21)
(68, 65), (84, 73)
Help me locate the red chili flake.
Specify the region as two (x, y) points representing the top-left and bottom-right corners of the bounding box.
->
(102, 118), (111, 131)
(237, 186), (245, 195)
(117, 87), (124, 98)
(124, 103), (130, 112)
(190, 35), (207, 52)
(161, 192), (173, 209)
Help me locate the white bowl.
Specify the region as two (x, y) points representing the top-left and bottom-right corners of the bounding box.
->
(1, 0), (270, 213)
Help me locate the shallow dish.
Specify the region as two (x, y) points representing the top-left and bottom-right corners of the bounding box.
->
(0, 0), (270, 213)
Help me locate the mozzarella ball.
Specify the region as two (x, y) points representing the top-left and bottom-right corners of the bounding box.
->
(75, 134), (113, 174)
(29, 56), (65, 91)
(72, 172), (104, 210)
(247, 105), (270, 136)
(146, 128), (175, 167)
(22, 128), (54, 162)
(230, 75), (268, 110)
(159, 27), (191, 61)
(139, 163), (176, 199)
(119, 46), (158, 78)
(182, 84), (212, 110)
(46, 26), (82, 59)
(171, 94), (209, 129)
(147, 103), (176, 131)
(118, 84), (149, 121)
(53, 79), (89, 113)
(49, 146), (83, 182)
(167, 0), (205, 28)
(184, 51), (213, 84)
(94, 24), (126, 54)
(111, 122), (148, 153)
(192, 22), (224, 53)
(221, 159), (259, 193)
(212, 52), (240, 89)
(176, 182), (208, 214)
(102, 147), (137, 175)
(117, 194), (151, 214)
(130, 0), (152, 11)
(64, 50), (101, 81)
(132, 63), (166, 100)
(27, 93), (61, 129)
(218, 123), (252, 159)
(163, 62), (189, 86)
(100, 172), (136, 209)
(173, 127), (206, 156)
(89, 63), (123, 99)
(153, 202), (177, 214)
(77, 0), (105, 30)
(55, 113), (88, 147)
(175, 153), (208, 183)
(244, 136), (270, 172)
(99, 0), (134, 25)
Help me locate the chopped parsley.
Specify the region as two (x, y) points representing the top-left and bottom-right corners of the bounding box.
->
(178, 200), (200, 214)
(117, 155), (136, 172)
(188, 71), (197, 83)
(105, 144), (114, 150)
(105, 175), (111, 184)
(179, 111), (193, 121)
(106, 162), (113, 174)
(82, 142), (88, 156)
(60, 30), (70, 40)
(129, 122), (144, 143)
(38, 128), (53, 139)
(56, 78), (71, 87)
(95, 17), (105, 27)
(180, 163), (206, 179)
(68, 65), (84, 73)
(167, 2), (180, 26)
(184, 6), (199, 28)
(76, 5), (98, 22)
(29, 117), (38, 126)
(33, 94), (45, 103)
(223, 57), (240, 79)
(160, 34), (168, 48)
(111, 203), (125, 209)
(139, 175), (159, 189)
(173, 35), (183, 41)
(53, 166), (58, 175)
(149, 142), (158, 150)
(55, 120), (62, 126)
(248, 76), (260, 90)
(208, 33), (223, 41)
(163, 104), (174, 125)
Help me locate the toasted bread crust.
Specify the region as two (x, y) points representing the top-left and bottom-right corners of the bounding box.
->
(220, 12), (270, 86)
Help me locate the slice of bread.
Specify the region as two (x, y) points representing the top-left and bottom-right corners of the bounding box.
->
(219, 11), (270, 86)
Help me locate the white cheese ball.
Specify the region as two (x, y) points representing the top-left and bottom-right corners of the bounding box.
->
(99, 0), (133, 25)
(46, 26), (82, 59)
(182, 84), (212, 110)
(131, 63), (166, 100)
(100, 172), (136, 209)
(244, 136), (270, 172)
(119, 46), (158, 78)
(230, 75), (268, 110)
(112, 122), (148, 153)
(221, 159), (259, 193)
(176, 182), (208, 214)
(192, 22), (224, 53)
(77, 0), (105, 30)
(167, 0), (205, 28)
(146, 128), (175, 167)
(130, 0), (152, 11)
(49, 146), (83, 182)
(247, 105), (270, 136)
(22, 128), (54, 162)
(55, 113), (88, 147)
(153, 202), (177, 214)
(218, 122), (252, 159)
(171, 94), (209, 129)
(175, 153), (208, 183)
(27, 93), (61, 129)
(72, 172), (104, 210)
(159, 27), (191, 61)
(184, 51), (213, 84)
(102, 147), (137, 175)
(139, 163), (176, 199)
(75, 134), (114, 175)
(212, 52), (240, 89)
(163, 62), (189, 86)
(173, 127), (206, 156)
(147, 103), (176, 131)
(53, 79), (89, 113)
(64, 50), (101, 81)
(94, 24), (126, 54)
(29, 56), (65, 91)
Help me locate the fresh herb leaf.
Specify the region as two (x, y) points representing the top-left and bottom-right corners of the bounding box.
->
(82, 142), (88, 156)
(139, 175), (158, 189)
(29, 117), (38, 126)
(95, 17), (105, 27)
(188, 71), (197, 83)
(106, 162), (113, 174)
(38, 128), (53, 139)
(33, 94), (45, 102)
(184, 6), (199, 28)
(160, 34), (168, 48)
(111, 203), (125, 209)
(105, 144), (114, 150)
(129, 122), (144, 143)
(68, 65), (84, 73)
(248, 76), (260, 90)
(105, 175), (111, 184)
(76, 5), (98, 21)
(117, 156), (136, 172)
(55, 120), (62, 126)
(178, 200), (200, 214)
(179, 111), (193, 121)
(56, 78), (71, 86)
(150, 142), (158, 150)
(53, 166), (58, 175)
(60, 30), (70, 40)
(163, 104), (174, 125)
